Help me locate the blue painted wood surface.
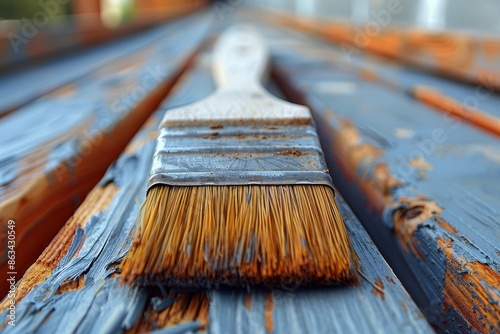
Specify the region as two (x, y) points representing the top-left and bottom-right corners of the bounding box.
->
(261, 22), (500, 333)
(0, 40), (432, 334)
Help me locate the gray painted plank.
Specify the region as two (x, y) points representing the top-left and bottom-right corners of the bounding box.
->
(1, 32), (431, 333)
(261, 22), (500, 333)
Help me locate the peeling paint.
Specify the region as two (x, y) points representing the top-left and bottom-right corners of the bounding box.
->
(372, 278), (385, 300)
(391, 198), (443, 254)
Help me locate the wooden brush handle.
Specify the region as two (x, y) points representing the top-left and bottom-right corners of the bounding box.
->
(161, 25), (310, 127)
(212, 25), (269, 90)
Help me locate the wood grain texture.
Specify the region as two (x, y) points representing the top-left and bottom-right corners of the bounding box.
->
(1, 42), (431, 334)
(265, 23), (500, 333)
(0, 13), (212, 295)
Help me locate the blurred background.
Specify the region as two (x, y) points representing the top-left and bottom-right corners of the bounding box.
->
(1, 0), (499, 67)
(251, 0), (500, 32)
(1, 0), (499, 72)
(0, 0), (202, 70)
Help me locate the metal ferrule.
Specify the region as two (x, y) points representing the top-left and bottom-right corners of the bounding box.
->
(148, 122), (334, 189)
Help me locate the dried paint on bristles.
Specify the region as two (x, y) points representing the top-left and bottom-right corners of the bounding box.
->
(121, 185), (359, 288)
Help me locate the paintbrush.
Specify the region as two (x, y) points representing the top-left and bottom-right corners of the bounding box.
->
(121, 25), (358, 288)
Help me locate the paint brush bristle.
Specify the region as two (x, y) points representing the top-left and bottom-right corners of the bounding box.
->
(121, 185), (358, 287)
(120, 25), (359, 288)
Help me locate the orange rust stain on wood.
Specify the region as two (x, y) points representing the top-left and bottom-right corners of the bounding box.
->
(443, 260), (500, 332)
(437, 236), (453, 251)
(412, 85), (500, 137)
(357, 68), (379, 82)
(392, 198), (443, 255)
(409, 157), (432, 171)
(321, 22), (353, 45)
(330, 118), (402, 213)
(361, 28), (403, 59)
(127, 292), (209, 333)
(405, 31), (475, 72)
(372, 278), (385, 300)
(55, 276), (85, 295)
(371, 164), (403, 196)
(401, 302), (408, 313)
(437, 237), (500, 333)
(437, 221), (458, 234)
(264, 291), (274, 333)
(245, 293), (252, 310)
(482, 39), (500, 60)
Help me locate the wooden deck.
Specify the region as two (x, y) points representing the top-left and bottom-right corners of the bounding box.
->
(0, 5), (499, 333)
(0, 45), (432, 333)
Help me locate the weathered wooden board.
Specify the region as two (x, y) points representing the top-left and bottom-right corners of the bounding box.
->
(0, 44), (432, 334)
(265, 9), (500, 90)
(340, 50), (500, 137)
(0, 1), (207, 71)
(262, 24), (500, 333)
(0, 13), (212, 294)
(0, 11), (208, 118)
(234, 9), (500, 140)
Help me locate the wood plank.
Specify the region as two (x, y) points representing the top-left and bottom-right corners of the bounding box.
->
(0, 1), (208, 71)
(0, 41), (432, 333)
(0, 11), (208, 117)
(234, 8), (500, 143)
(248, 8), (500, 137)
(264, 10), (500, 90)
(0, 14), (212, 295)
(265, 24), (500, 333)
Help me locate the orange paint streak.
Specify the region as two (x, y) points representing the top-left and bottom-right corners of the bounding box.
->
(437, 238), (500, 333)
(405, 30), (474, 73)
(412, 86), (500, 137)
(437, 221), (458, 234)
(482, 39), (500, 60)
(245, 293), (252, 309)
(264, 291), (274, 333)
(330, 117), (402, 213)
(372, 278), (385, 300)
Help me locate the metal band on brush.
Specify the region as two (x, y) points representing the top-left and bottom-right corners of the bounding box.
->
(148, 123), (335, 190)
